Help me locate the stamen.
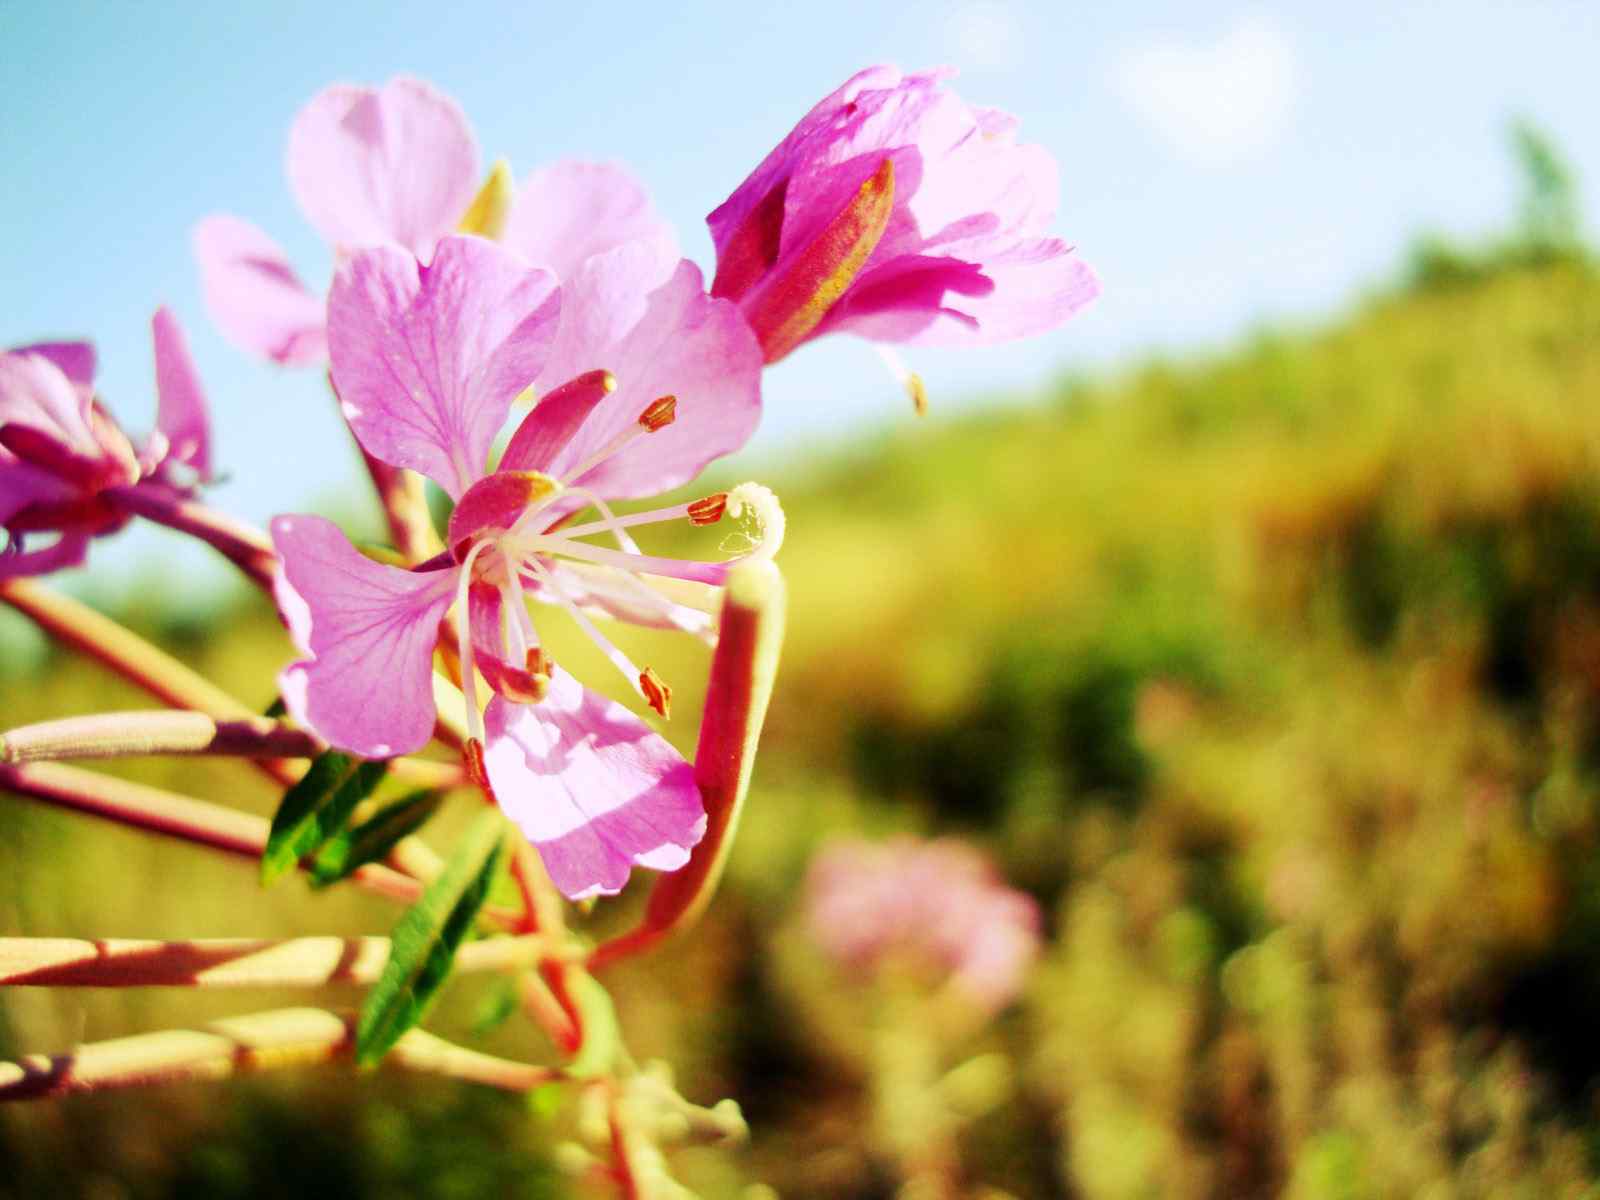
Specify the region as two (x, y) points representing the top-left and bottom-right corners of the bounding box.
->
(877, 346), (928, 416)
(560, 395), (679, 485)
(523, 557), (657, 706)
(688, 493), (729, 525)
(723, 483), (786, 561)
(638, 667), (672, 719)
(464, 738), (496, 799)
(453, 540), (492, 745)
(638, 394), (677, 432)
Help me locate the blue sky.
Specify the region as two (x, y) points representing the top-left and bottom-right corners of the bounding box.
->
(3, 0), (1597, 607)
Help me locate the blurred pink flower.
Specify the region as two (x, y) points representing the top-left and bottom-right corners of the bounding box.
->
(806, 835), (1041, 1014)
(271, 234), (777, 899)
(1, 310), (212, 578)
(193, 76), (680, 369)
(707, 65), (1100, 365)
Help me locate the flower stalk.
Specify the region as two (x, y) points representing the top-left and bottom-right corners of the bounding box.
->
(0, 1007), (562, 1102)
(103, 484), (278, 591)
(0, 760), (517, 927)
(0, 932), (560, 989)
(0, 710), (461, 788)
(591, 559), (787, 969)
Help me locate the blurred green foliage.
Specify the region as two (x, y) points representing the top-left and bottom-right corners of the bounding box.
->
(6, 138), (1600, 1197)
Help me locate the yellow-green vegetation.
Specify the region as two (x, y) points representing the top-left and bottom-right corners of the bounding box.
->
(5, 259), (1600, 1198)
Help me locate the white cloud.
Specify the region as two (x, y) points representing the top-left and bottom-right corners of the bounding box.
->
(1113, 19), (1299, 167)
(942, 1), (1025, 73)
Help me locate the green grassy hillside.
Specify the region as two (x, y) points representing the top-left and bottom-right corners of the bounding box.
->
(5, 259), (1600, 1198)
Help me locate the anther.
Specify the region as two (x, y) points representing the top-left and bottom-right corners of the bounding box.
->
(638, 395), (677, 432)
(639, 667), (672, 719)
(908, 372), (928, 417)
(687, 492), (729, 525)
(464, 738), (497, 802)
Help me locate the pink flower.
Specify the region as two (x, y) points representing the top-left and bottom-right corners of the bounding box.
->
(708, 66), (1099, 365)
(1, 310), (212, 578)
(271, 233), (775, 899)
(194, 75), (678, 368)
(806, 836), (1041, 1014)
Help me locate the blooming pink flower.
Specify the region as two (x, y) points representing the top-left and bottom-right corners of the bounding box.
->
(806, 836), (1041, 1014)
(1, 311), (212, 578)
(708, 66), (1099, 366)
(271, 233), (775, 899)
(194, 75), (678, 369)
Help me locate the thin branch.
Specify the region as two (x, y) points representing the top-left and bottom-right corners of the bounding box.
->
(0, 1007), (564, 1101)
(0, 760), (519, 928)
(0, 710), (461, 789)
(103, 485), (277, 591)
(0, 578), (300, 786)
(0, 933), (558, 988)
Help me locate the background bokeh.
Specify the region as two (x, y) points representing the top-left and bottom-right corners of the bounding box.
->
(5, 3), (1600, 1197)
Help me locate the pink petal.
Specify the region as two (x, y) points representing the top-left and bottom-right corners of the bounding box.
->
(271, 513), (458, 758)
(0, 530), (90, 580)
(150, 307), (212, 479)
(10, 341), (95, 387)
(327, 236), (560, 499)
(535, 251), (761, 499)
(502, 160), (677, 284)
(827, 242), (1099, 346)
(465, 581), (548, 702)
(0, 350), (106, 472)
(0, 457), (75, 527)
(481, 673), (705, 901)
(539, 561), (716, 640)
(287, 77), (480, 260)
(192, 215), (328, 366)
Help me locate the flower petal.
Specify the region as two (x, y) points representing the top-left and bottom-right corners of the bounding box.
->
(192, 215), (328, 366)
(150, 307), (212, 479)
(0, 530), (90, 580)
(535, 252), (761, 499)
(482, 673), (705, 900)
(271, 513), (458, 758)
(287, 76), (480, 259)
(502, 160), (677, 284)
(327, 235), (560, 498)
(10, 341), (95, 387)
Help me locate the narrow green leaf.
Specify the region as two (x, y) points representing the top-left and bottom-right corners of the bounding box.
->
(261, 697), (287, 720)
(310, 788), (445, 887)
(356, 808), (507, 1066)
(261, 751), (388, 885)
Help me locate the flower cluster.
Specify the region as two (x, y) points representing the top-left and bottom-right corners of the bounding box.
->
(806, 836), (1042, 1014)
(7, 66), (1096, 904)
(1, 312), (211, 578)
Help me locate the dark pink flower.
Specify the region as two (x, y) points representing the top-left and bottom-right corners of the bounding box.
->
(806, 836), (1041, 1014)
(1, 311), (213, 578)
(708, 65), (1099, 365)
(271, 234), (774, 899)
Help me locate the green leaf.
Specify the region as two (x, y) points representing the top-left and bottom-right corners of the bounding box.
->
(262, 697), (287, 720)
(261, 751), (389, 885)
(309, 788), (445, 887)
(356, 808), (507, 1066)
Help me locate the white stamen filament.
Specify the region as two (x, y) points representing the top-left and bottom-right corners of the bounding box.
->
(555, 500), (703, 542)
(523, 556), (652, 705)
(560, 425), (650, 488)
(453, 539), (493, 744)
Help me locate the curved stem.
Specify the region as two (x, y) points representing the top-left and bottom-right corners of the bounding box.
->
(103, 484), (277, 592)
(0, 710), (461, 789)
(0, 933), (558, 988)
(0, 1007), (563, 1101)
(0, 760), (519, 929)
